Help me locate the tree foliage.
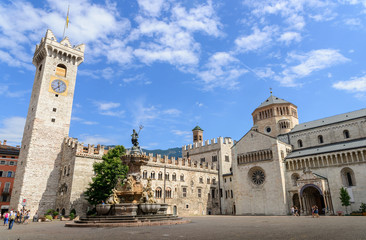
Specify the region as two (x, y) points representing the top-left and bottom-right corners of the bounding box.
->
(84, 145), (128, 206)
(339, 187), (351, 214)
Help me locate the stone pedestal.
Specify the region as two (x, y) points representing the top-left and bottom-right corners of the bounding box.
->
(114, 203), (138, 216)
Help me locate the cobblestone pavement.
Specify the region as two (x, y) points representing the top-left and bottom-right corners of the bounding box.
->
(1, 216), (366, 240)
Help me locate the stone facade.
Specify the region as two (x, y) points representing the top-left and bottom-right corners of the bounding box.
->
(10, 30), (84, 215)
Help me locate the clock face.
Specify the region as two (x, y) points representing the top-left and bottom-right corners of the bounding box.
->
(51, 79), (67, 93)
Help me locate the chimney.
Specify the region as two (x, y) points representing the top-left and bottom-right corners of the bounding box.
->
(3, 140), (7, 145)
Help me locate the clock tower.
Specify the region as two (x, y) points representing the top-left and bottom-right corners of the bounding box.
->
(10, 30), (84, 214)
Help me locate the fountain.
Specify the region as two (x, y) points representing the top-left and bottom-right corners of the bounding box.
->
(66, 128), (188, 227)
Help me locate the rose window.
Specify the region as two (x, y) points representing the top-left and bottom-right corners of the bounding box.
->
(251, 169), (265, 185)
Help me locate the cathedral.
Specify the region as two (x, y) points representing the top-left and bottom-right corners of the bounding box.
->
(10, 30), (366, 217)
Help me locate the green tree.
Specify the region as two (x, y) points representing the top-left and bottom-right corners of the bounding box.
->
(339, 187), (351, 214)
(84, 145), (128, 206)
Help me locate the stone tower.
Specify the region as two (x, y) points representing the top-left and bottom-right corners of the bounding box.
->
(251, 95), (299, 137)
(192, 126), (203, 143)
(10, 30), (84, 214)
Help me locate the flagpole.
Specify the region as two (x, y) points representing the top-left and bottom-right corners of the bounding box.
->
(62, 5), (70, 39)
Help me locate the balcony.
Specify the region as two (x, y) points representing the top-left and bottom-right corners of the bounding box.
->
(2, 188), (11, 195)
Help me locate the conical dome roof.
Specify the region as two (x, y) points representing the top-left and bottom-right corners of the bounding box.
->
(257, 95), (291, 109)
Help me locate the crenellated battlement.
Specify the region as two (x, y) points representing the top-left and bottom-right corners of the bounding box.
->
(63, 137), (104, 159)
(143, 153), (217, 171)
(182, 137), (233, 151)
(33, 29), (84, 66)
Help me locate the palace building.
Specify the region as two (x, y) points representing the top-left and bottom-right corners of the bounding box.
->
(10, 30), (366, 217)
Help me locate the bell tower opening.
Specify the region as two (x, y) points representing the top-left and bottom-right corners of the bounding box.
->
(192, 126), (203, 143)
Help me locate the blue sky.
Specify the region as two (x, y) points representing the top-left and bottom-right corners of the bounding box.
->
(1, 0), (366, 149)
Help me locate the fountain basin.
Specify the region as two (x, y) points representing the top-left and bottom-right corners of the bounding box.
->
(140, 203), (161, 214)
(114, 203), (138, 216)
(96, 204), (111, 215)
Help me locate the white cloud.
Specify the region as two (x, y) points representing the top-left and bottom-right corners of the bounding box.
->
(163, 109), (181, 116)
(137, 0), (166, 17)
(0, 117), (25, 145)
(344, 18), (362, 27)
(0, 84), (29, 98)
(278, 32), (301, 45)
(196, 102), (204, 107)
(333, 75), (366, 92)
(254, 67), (275, 79)
(276, 49), (349, 86)
(235, 26), (274, 53)
(171, 130), (191, 136)
(198, 52), (248, 90)
(71, 116), (98, 125)
(95, 102), (120, 111)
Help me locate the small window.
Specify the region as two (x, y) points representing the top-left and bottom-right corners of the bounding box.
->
(207, 178), (211, 184)
(151, 171), (155, 179)
(180, 174), (184, 182)
(158, 171), (163, 180)
(7, 171), (12, 177)
(51, 118), (55, 122)
(198, 188), (202, 198)
(55, 94), (59, 97)
(200, 158), (205, 165)
(212, 156), (217, 162)
(9, 161), (14, 166)
(231, 190), (233, 198)
(165, 172), (169, 181)
(297, 139), (303, 148)
(225, 155), (229, 162)
(0, 171), (3, 177)
(199, 177), (203, 183)
(266, 127), (271, 133)
(212, 178), (216, 185)
(0, 161), (5, 165)
(341, 167), (356, 187)
(172, 173), (176, 181)
(318, 135), (324, 144)
(343, 130), (350, 139)
(53, 108), (57, 112)
(182, 187), (187, 198)
(56, 64), (67, 77)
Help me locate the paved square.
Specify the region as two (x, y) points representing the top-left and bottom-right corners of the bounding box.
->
(1, 216), (366, 240)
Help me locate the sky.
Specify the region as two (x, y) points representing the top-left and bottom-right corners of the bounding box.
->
(1, 0), (366, 150)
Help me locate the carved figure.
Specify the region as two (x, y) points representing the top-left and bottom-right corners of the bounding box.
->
(106, 188), (120, 204)
(123, 175), (134, 191)
(140, 178), (156, 203)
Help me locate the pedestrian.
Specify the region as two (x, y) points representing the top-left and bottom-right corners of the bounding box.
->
(3, 211), (9, 226)
(24, 210), (30, 224)
(294, 207), (299, 217)
(8, 211), (16, 230)
(314, 206), (319, 218)
(291, 206), (295, 216)
(33, 211), (39, 222)
(311, 205), (315, 218)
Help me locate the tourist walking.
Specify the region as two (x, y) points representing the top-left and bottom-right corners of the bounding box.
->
(24, 210), (30, 224)
(294, 207), (299, 217)
(8, 211), (16, 230)
(33, 211), (39, 222)
(3, 212), (9, 226)
(291, 206), (295, 216)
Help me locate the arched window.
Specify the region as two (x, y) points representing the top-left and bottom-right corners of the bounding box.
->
(207, 178), (211, 184)
(67, 165), (71, 176)
(143, 170), (147, 179)
(212, 178), (216, 185)
(172, 172), (176, 181)
(199, 177), (203, 183)
(56, 64), (67, 77)
(151, 171), (155, 179)
(291, 173), (300, 187)
(7, 171), (12, 178)
(297, 139), (303, 148)
(343, 130), (350, 139)
(341, 167), (356, 187)
(158, 171), (163, 180)
(180, 174), (184, 182)
(165, 172), (169, 181)
(155, 187), (162, 198)
(165, 187), (172, 198)
(318, 135), (324, 144)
